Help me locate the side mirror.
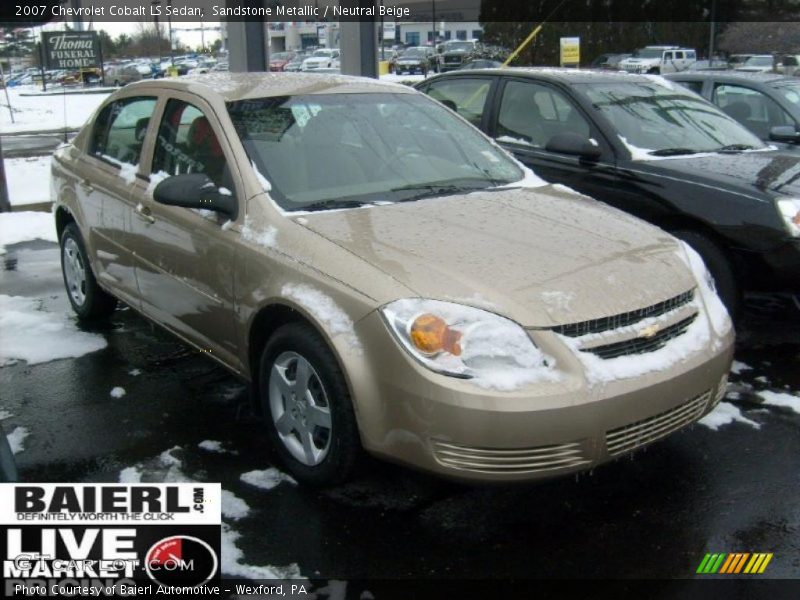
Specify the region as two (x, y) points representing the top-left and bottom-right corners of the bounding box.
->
(153, 173), (236, 217)
(769, 125), (800, 143)
(545, 132), (602, 160)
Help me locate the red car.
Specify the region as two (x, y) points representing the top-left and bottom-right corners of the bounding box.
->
(269, 52), (296, 72)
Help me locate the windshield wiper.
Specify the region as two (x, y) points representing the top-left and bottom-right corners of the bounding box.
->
(295, 199), (367, 212)
(648, 147), (698, 156)
(714, 144), (757, 153)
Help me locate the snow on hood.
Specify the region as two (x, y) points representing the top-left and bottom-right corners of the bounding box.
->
(297, 186), (695, 327)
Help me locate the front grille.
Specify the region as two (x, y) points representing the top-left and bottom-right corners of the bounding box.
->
(606, 390), (711, 456)
(552, 290), (694, 338)
(584, 314), (697, 359)
(431, 439), (589, 475)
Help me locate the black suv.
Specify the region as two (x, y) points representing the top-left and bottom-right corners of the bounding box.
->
(416, 68), (800, 317)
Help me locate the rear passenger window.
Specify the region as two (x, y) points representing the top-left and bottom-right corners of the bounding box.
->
(89, 97), (156, 166)
(676, 80), (704, 95)
(152, 99), (230, 188)
(424, 78), (491, 126)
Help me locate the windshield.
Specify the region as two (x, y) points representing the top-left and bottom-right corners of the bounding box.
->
(444, 42), (474, 52)
(577, 82), (765, 157)
(633, 48), (664, 58)
(228, 93), (524, 211)
(744, 56), (773, 67)
(271, 52), (291, 61)
(312, 50), (333, 58)
(401, 48), (426, 58)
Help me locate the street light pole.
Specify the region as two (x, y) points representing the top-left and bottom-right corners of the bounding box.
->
(151, 1), (162, 68)
(167, 0), (174, 65)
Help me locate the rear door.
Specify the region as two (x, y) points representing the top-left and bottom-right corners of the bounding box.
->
(420, 76), (497, 131)
(486, 77), (619, 201)
(76, 95), (158, 307)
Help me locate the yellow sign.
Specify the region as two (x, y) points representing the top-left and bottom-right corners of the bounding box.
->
(560, 37), (580, 66)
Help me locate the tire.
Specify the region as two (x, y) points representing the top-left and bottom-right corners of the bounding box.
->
(259, 322), (361, 486)
(672, 229), (741, 319)
(60, 223), (117, 320)
(648, 67), (660, 74)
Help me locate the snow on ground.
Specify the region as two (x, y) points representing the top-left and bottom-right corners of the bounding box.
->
(221, 523), (303, 580)
(0, 410), (13, 420)
(4, 156), (51, 207)
(118, 466), (142, 483)
(198, 440), (225, 453)
(698, 401), (761, 431)
(110, 387), (126, 399)
(730, 360), (752, 374)
(758, 390), (800, 414)
(0, 295), (107, 366)
(0, 212), (58, 255)
(240, 468), (297, 490)
(1, 86), (110, 134)
(221, 489), (251, 521)
(129, 369), (142, 376)
(6, 426), (30, 454)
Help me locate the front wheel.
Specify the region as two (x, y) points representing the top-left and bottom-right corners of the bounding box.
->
(259, 322), (361, 486)
(60, 223), (117, 320)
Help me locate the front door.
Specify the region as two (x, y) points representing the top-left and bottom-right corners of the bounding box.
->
(129, 95), (242, 370)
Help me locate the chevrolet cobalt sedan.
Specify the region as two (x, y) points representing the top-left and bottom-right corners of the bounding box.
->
(52, 73), (733, 485)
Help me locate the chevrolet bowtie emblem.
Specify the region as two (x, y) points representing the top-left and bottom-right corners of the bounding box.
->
(638, 324), (661, 339)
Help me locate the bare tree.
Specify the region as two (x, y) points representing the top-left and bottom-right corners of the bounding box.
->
(719, 22), (800, 55)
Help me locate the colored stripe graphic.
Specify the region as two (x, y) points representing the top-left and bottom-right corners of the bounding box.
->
(698, 552), (773, 574)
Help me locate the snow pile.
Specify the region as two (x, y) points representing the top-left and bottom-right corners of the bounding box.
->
(251, 161), (272, 192)
(282, 283), (362, 353)
(6, 426), (29, 454)
(146, 170), (171, 198)
(240, 468), (297, 490)
(0, 410), (13, 420)
(119, 466), (142, 483)
(129, 369), (142, 376)
(221, 490), (250, 521)
(678, 241), (733, 338)
(0, 86), (110, 134)
(560, 298), (711, 385)
(4, 156), (51, 207)
(0, 211), (58, 254)
(241, 215), (277, 249)
(730, 361), (752, 375)
(0, 295), (107, 366)
(383, 298), (560, 391)
(758, 390), (800, 414)
(220, 523), (303, 580)
(110, 387), (126, 399)
(198, 440), (226, 453)
(698, 401), (760, 430)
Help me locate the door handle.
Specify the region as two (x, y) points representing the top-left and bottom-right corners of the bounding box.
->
(134, 203), (155, 224)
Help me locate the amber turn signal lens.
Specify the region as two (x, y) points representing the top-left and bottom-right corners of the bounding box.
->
(410, 314), (462, 356)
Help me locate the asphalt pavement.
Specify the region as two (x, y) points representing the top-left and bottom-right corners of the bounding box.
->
(0, 239), (798, 586)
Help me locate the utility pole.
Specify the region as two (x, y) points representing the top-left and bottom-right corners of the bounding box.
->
(708, 0), (717, 66)
(0, 137), (11, 213)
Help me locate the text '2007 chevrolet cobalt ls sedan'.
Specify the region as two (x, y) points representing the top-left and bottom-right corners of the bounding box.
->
(52, 73), (733, 485)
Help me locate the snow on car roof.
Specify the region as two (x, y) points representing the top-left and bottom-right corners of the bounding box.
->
(125, 72), (414, 102)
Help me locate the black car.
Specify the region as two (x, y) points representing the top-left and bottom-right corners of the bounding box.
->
(459, 59), (503, 70)
(665, 71), (800, 144)
(393, 46), (437, 75)
(416, 68), (800, 316)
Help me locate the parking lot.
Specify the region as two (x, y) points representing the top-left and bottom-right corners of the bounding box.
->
(1, 237), (798, 585)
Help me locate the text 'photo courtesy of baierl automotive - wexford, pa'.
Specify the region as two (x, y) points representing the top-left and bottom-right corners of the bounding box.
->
(0, 0), (799, 599)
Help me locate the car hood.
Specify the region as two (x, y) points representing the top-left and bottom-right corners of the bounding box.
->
(295, 187), (695, 327)
(634, 149), (800, 196)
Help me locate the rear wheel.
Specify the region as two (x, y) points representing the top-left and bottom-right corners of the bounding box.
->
(259, 322), (361, 485)
(60, 223), (117, 320)
(672, 229), (741, 319)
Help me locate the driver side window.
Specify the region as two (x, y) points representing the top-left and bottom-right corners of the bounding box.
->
(151, 99), (230, 188)
(496, 80), (591, 148)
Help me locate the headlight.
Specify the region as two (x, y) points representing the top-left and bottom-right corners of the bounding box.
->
(777, 198), (800, 237)
(381, 299), (559, 390)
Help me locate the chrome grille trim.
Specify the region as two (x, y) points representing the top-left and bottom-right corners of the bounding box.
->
(584, 314), (697, 359)
(552, 290), (694, 338)
(431, 440), (590, 474)
(606, 391), (712, 456)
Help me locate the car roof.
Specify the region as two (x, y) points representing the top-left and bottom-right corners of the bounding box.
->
(433, 66), (655, 84)
(123, 72), (414, 102)
(664, 70), (796, 85)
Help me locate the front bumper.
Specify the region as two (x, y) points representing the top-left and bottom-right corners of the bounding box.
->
(343, 311), (734, 482)
(752, 238), (800, 293)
